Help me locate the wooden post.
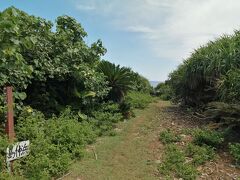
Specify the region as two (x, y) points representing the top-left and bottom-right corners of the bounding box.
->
(5, 86), (15, 141)
(5, 86), (15, 173)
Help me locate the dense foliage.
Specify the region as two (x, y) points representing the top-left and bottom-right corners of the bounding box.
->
(168, 30), (240, 127)
(97, 61), (133, 102)
(169, 31), (240, 105)
(0, 6), (109, 118)
(125, 91), (153, 109)
(0, 7), (153, 179)
(154, 81), (172, 100)
(158, 129), (220, 179)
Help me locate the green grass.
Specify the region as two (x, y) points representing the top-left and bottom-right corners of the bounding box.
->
(64, 101), (171, 180)
(192, 129), (224, 148)
(229, 143), (240, 166)
(159, 129), (181, 144)
(158, 144), (198, 180)
(185, 143), (215, 166)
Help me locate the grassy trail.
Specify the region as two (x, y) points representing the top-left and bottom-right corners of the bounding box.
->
(64, 101), (169, 180)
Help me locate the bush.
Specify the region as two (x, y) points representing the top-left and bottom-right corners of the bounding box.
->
(169, 31), (240, 106)
(159, 129), (181, 144)
(192, 129), (224, 148)
(90, 102), (123, 136)
(185, 143), (215, 166)
(229, 143), (240, 165)
(159, 144), (198, 180)
(176, 164), (198, 180)
(159, 144), (185, 174)
(0, 135), (9, 177)
(155, 82), (172, 100)
(119, 101), (132, 119)
(91, 111), (122, 136)
(204, 102), (240, 126)
(1, 102), (127, 179)
(126, 91), (153, 109)
(14, 107), (96, 179)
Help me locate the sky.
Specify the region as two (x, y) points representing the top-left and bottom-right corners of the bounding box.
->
(1, 0), (240, 81)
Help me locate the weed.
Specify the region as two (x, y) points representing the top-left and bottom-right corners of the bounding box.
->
(176, 163), (198, 180)
(185, 143), (215, 166)
(126, 91), (153, 109)
(229, 143), (240, 166)
(159, 144), (198, 179)
(159, 144), (185, 175)
(192, 129), (224, 148)
(159, 129), (181, 144)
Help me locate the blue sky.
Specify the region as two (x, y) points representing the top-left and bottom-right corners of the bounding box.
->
(1, 0), (240, 81)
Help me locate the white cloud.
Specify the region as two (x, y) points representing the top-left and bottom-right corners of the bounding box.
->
(74, 0), (240, 61)
(125, 25), (154, 33)
(76, 4), (96, 11)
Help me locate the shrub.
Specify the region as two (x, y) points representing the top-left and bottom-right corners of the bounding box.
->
(218, 69), (240, 104)
(46, 111), (96, 158)
(168, 31), (240, 106)
(159, 144), (185, 175)
(192, 129), (224, 148)
(204, 102), (240, 126)
(185, 143), (215, 166)
(15, 107), (97, 179)
(126, 91), (153, 109)
(176, 163), (198, 180)
(159, 129), (181, 144)
(229, 143), (240, 165)
(119, 101), (132, 119)
(155, 82), (173, 100)
(91, 105), (123, 136)
(159, 144), (198, 180)
(0, 135), (9, 176)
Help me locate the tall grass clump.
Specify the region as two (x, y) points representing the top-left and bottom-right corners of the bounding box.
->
(168, 30), (240, 127)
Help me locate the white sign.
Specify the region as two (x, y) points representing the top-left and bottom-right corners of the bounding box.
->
(6, 140), (30, 162)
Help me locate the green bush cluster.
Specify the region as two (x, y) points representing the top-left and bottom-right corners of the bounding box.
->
(126, 91), (153, 109)
(154, 82), (173, 100)
(159, 144), (198, 180)
(229, 143), (240, 166)
(192, 129), (224, 148)
(169, 31), (240, 106)
(13, 108), (96, 179)
(0, 135), (11, 179)
(90, 102), (123, 136)
(191, 129), (240, 167)
(0, 7), (152, 119)
(159, 129), (181, 144)
(158, 129), (217, 179)
(185, 143), (215, 166)
(168, 30), (240, 127)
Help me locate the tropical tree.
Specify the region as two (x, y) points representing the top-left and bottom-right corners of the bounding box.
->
(0, 7), (109, 117)
(131, 72), (152, 93)
(97, 61), (134, 102)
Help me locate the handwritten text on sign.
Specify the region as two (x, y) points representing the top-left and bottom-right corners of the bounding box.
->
(6, 140), (30, 162)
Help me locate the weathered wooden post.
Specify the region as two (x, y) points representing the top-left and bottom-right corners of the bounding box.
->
(5, 86), (15, 173)
(5, 86), (15, 141)
(4, 86), (30, 174)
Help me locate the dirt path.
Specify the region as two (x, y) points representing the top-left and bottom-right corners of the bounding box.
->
(64, 101), (240, 180)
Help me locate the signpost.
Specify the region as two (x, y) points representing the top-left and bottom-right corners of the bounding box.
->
(5, 86), (15, 141)
(4, 86), (30, 173)
(6, 140), (30, 162)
